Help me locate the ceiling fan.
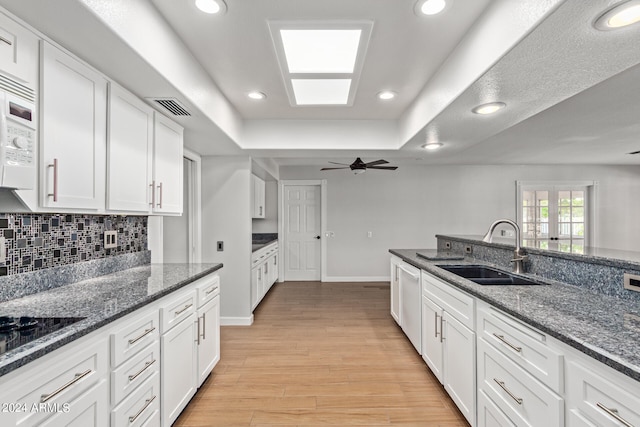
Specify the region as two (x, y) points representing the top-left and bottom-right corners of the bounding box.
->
(321, 158), (398, 174)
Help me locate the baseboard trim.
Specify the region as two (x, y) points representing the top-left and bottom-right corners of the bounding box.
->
(221, 315), (254, 326)
(322, 276), (390, 283)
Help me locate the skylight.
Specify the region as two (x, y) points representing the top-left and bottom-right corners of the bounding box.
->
(280, 29), (361, 73)
(291, 79), (352, 105)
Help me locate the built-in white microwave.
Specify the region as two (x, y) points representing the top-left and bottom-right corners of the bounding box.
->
(0, 88), (36, 189)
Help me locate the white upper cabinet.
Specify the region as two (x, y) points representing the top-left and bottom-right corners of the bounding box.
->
(0, 11), (38, 90)
(152, 113), (183, 215)
(40, 41), (106, 210)
(251, 174), (265, 218)
(107, 83), (153, 213)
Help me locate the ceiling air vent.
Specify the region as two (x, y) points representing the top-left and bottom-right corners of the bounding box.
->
(147, 98), (191, 116)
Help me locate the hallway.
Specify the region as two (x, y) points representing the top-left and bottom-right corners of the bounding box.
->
(175, 281), (468, 426)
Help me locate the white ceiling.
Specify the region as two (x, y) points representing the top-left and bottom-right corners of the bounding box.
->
(1, 0), (640, 166)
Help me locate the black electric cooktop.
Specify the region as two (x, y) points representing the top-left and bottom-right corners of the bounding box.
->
(0, 316), (85, 356)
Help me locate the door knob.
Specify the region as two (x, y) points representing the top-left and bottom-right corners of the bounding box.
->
(315, 236), (321, 239)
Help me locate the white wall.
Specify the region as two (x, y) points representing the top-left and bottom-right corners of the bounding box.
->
(201, 156), (252, 323)
(279, 164), (640, 280)
(163, 158), (190, 263)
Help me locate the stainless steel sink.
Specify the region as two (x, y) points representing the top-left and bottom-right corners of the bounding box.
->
(437, 265), (542, 286)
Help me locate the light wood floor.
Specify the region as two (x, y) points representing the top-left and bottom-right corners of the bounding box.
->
(174, 281), (469, 427)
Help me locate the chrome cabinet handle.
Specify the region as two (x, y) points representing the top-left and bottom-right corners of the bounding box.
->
(48, 158), (58, 202)
(440, 316), (445, 343)
(157, 182), (163, 208)
(596, 402), (633, 427)
(0, 36), (12, 46)
(175, 303), (193, 316)
(492, 333), (522, 353)
(149, 181), (155, 207)
(128, 327), (156, 345)
(205, 286), (218, 295)
(434, 312), (440, 338)
(41, 369), (92, 403)
(128, 359), (156, 382)
(129, 395), (156, 423)
(195, 317), (201, 345)
(202, 312), (206, 340)
(493, 378), (523, 405)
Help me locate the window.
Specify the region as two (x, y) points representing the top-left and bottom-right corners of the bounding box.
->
(517, 181), (597, 254)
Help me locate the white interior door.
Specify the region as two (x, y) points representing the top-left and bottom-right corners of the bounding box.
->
(284, 185), (321, 281)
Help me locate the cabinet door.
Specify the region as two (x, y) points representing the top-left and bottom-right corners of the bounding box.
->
(197, 295), (220, 386)
(107, 83), (153, 212)
(390, 259), (400, 324)
(421, 295), (444, 383)
(161, 314), (197, 427)
(40, 41), (106, 210)
(443, 311), (476, 426)
(152, 113), (183, 215)
(252, 175), (265, 218)
(251, 265), (260, 311)
(0, 11), (38, 89)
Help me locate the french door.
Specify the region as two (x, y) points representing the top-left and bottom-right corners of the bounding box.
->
(519, 185), (589, 253)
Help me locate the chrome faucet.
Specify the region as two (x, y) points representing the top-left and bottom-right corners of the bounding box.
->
(482, 219), (528, 274)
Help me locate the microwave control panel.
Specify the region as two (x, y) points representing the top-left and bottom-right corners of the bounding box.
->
(4, 121), (35, 166)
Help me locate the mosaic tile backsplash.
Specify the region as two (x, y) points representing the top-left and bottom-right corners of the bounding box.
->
(0, 214), (148, 277)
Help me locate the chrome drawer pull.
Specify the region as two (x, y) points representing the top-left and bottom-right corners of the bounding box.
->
(440, 316), (445, 343)
(41, 369), (92, 403)
(47, 158), (58, 202)
(434, 312), (440, 338)
(175, 303), (193, 316)
(202, 312), (206, 340)
(128, 327), (156, 345)
(597, 402), (633, 427)
(128, 359), (156, 382)
(493, 378), (523, 405)
(205, 286), (218, 295)
(129, 395), (156, 423)
(195, 317), (201, 345)
(492, 333), (522, 353)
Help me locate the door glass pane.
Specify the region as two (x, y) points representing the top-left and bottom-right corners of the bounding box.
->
(572, 223), (584, 238)
(522, 191), (535, 207)
(572, 207), (584, 222)
(558, 191), (571, 206)
(558, 223), (571, 238)
(572, 191), (584, 207)
(536, 191), (548, 205)
(559, 207), (571, 222)
(523, 207), (535, 222)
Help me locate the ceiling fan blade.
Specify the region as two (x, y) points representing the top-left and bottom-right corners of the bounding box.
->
(367, 166), (398, 170)
(320, 167), (350, 170)
(328, 161), (350, 166)
(364, 159), (389, 167)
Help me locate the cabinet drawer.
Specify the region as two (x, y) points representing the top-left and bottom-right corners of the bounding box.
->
(195, 274), (220, 308)
(111, 341), (160, 405)
(478, 338), (563, 427)
(477, 389), (516, 427)
(422, 270), (474, 330)
(111, 310), (159, 368)
(36, 379), (108, 427)
(8, 337), (108, 426)
(567, 360), (640, 427)
(111, 372), (160, 427)
(159, 289), (196, 333)
(478, 304), (563, 393)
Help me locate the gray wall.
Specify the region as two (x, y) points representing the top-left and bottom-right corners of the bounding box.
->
(279, 164), (640, 280)
(201, 156), (252, 322)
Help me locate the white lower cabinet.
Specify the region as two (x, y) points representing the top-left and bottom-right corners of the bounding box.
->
(38, 380), (109, 427)
(477, 389), (516, 427)
(390, 256), (401, 325)
(251, 242), (278, 312)
(195, 283), (221, 387)
(421, 295), (444, 382)
(111, 372), (160, 427)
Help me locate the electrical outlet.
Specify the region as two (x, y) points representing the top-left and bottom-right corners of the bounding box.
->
(464, 245), (473, 254)
(0, 236), (5, 263)
(367, 231), (373, 238)
(444, 241), (451, 250)
(104, 231), (117, 249)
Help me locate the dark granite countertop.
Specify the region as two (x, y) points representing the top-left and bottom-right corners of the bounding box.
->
(390, 249), (640, 383)
(0, 263), (222, 377)
(252, 239), (278, 253)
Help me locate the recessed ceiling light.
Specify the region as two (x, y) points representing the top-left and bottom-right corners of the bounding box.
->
(291, 79), (352, 105)
(247, 91), (266, 100)
(415, 0), (447, 16)
(280, 29), (361, 73)
(421, 142), (443, 150)
(472, 102), (506, 115)
(377, 91), (396, 100)
(195, 0), (226, 14)
(594, 1), (640, 30)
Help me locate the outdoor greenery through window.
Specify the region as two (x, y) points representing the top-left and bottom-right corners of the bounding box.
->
(520, 186), (589, 254)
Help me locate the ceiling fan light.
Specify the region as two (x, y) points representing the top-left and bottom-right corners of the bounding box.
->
(472, 102), (506, 115)
(595, 1), (640, 30)
(353, 169), (366, 175)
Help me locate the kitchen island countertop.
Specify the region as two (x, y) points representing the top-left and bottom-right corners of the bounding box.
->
(391, 249), (640, 383)
(0, 263), (222, 377)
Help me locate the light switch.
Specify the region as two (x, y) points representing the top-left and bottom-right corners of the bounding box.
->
(367, 231), (373, 238)
(217, 241), (224, 251)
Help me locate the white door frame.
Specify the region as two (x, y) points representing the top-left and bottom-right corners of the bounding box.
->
(184, 148), (202, 263)
(278, 180), (327, 282)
